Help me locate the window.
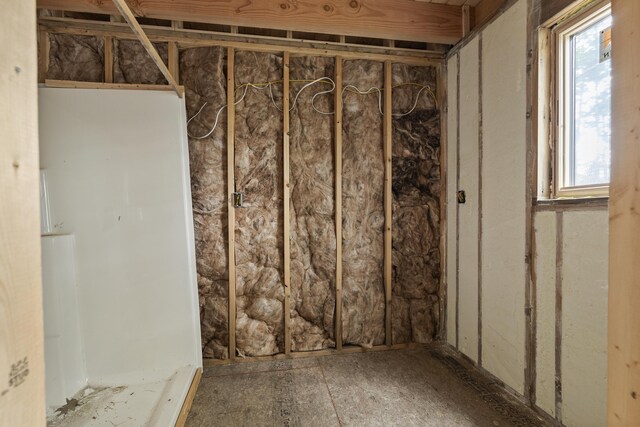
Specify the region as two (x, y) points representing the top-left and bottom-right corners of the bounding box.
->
(552, 3), (611, 198)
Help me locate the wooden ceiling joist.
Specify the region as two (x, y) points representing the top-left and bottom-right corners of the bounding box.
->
(36, 0), (464, 45)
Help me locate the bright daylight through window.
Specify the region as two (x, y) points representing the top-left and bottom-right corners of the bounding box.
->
(556, 6), (611, 197)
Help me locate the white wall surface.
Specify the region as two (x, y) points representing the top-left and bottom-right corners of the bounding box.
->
(534, 211), (556, 416)
(38, 88), (202, 385)
(457, 37), (480, 362)
(561, 210), (608, 427)
(480, 0), (527, 394)
(446, 0), (609, 423)
(446, 55), (458, 347)
(41, 235), (87, 411)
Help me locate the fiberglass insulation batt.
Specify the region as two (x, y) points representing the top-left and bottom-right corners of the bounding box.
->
(341, 60), (386, 348)
(47, 34), (104, 82)
(234, 51), (285, 357)
(114, 39), (168, 85)
(180, 47), (230, 359)
(391, 63), (441, 344)
(289, 56), (337, 352)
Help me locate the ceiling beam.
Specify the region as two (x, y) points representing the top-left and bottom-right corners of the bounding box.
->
(473, 0), (507, 29)
(36, 0), (463, 45)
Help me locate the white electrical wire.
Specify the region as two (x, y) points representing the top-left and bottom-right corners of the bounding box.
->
(187, 78), (435, 139)
(291, 77), (336, 115)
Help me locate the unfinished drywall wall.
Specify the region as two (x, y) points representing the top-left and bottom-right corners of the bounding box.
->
(480, 0), (527, 393)
(114, 40), (168, 85)
(341, 59), (386, 347)
(47, 34), (103, 82)
(289, 56), (336, 352)
(446, 0), (609, 423)
(391, 64), (440, 344)
(446, 55), (458, 347)
(533, 211), (556, 417)
(234, 51), (285, 357)
(534, 208), (609, 426)
(180, 47), (229, 360)
(457, 37), (480, 362)
(561, 210), (608, 427)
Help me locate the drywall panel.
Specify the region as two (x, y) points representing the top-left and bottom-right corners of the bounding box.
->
(534, 211), (556, 416)
(446, 55), (458, 347)
(457, 36), (480, 362)
(39, 87), (202, 383)
(391, 63), (441, 344)
(480, 0), (527, 393)
(41, 235), (87, 412)
(562, 210), (608, 427)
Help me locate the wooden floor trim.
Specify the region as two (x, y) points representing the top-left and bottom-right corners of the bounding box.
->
(175, 367), (203, 427)
(202, 343), (423, 367)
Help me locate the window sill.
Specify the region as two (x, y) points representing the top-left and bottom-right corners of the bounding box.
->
(534, 196), (609, 211)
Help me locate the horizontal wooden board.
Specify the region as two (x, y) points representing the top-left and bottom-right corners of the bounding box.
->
(38, 18), (444, 66)
(37, 0), (463, 44)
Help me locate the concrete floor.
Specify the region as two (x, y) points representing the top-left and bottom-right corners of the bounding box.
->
(187, 346), (549, 427)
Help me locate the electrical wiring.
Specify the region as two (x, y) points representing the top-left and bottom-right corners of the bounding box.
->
(186, 78), (437, 139)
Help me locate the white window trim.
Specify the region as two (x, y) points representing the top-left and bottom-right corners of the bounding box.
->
(538, 0), (611, 200)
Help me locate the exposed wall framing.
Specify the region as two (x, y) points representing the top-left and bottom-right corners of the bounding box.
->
(37, 12), (444, 363)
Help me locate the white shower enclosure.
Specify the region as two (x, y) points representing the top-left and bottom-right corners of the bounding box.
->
(39, 87), (202, 426)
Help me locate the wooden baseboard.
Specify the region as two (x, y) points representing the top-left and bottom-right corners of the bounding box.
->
(202, 342), (425, 367)
(175, 367), (202, 427)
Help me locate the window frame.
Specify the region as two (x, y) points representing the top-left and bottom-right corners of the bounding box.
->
(548, 1), (611, 199)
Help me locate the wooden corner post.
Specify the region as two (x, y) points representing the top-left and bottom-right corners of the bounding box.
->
(608, 1), (640, 425)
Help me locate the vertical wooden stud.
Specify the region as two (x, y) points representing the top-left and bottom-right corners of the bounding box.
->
(437, 62), (448, 341)
(104, 36), (113, 83)
(383, 60), (393, 346)
(168, 41), (179, 83)
(608, 1), (640, 424)
(334, 56), (343, 350)
(38, 31), (49, 83)
(283, 51), (292, 355)
(227, 47), (236, 361)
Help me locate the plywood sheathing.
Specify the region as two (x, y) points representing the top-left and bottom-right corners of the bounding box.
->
(289, 56), (337, 352)
(391, 63), (441, 344)
(180, 47), (230, 359)
(341, 60), (386, 348)
(113, 39), (168, 84)
(47, 34), (104, 82)
(234, 51), (285, 357)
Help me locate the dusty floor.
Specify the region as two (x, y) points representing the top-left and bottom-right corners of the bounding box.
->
(187, 346), (549, 427)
